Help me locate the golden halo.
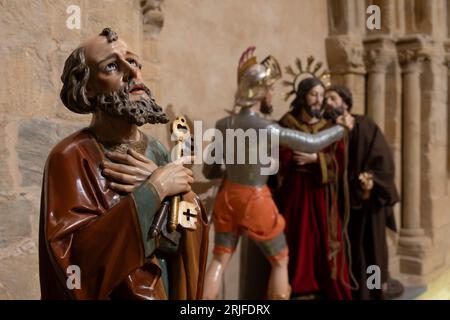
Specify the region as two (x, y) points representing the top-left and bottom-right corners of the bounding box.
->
(282, 56), (331, 102)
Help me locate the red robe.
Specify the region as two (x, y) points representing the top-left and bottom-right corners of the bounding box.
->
(274, 113), (352, 300)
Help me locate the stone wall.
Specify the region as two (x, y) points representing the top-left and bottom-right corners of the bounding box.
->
(0, 0), (330, 299)
(157, 0), (330, 299)
(0, 0), (147, 299)
(1, 0), (449, 300)
(326, 0), (450, 287)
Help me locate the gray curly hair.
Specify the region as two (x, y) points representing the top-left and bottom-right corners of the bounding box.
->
(59, 27), (118, 114)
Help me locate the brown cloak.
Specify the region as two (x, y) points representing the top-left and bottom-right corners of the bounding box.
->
(347, 115), (400, 300)
(39, 129), (208, 300)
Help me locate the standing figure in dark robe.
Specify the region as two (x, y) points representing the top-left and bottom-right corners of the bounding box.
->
(273, 77), (352, 300)
(324, 84), (403, 300)
(39, 28), (209, 300)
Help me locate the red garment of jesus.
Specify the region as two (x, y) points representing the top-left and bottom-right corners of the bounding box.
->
(273, 113), (352, 300)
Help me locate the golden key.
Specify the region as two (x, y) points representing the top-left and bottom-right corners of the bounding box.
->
(169, 115), (198, 231)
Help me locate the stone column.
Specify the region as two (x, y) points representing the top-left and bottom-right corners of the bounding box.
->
(363, 36), (396, 132)
(396, 36), (431, 277)
(141, 0), (164, 98)
(140, 0), (167, 144)
(364, 34), (401, 276)
(399, 50), (422, 231)
(445, 41), (450, 194)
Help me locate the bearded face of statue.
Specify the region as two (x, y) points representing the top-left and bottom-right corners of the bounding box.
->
(304, 84), (325, 119)
(323, 90), (346, 122)
(290, 77), (325, 119)
(60, 28), (168, 125)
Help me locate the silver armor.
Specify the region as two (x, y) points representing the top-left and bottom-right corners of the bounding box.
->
(203, 108), (345, 186)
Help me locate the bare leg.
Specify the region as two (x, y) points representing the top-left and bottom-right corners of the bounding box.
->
(267, 255), (291, 300)
(202, 252), (232, 300)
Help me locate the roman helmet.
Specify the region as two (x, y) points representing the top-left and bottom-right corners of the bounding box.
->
(234, 46), (282, 107)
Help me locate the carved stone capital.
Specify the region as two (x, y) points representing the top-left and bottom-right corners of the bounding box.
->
(444, 57), (450, 70)
(442, 40), (450, 70)
(364, 48), (395, 73)
(363, 35), (397, 73)
(326, 36), (365, 74)
(141, 0), (164, 38)
(397, 49), (427, 72)
(396, 35), (432, 73)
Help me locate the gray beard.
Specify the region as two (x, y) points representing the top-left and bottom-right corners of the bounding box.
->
(96, 81), (169, 126)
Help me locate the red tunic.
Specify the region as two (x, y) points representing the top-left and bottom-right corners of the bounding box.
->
(274, 113), (352, 300)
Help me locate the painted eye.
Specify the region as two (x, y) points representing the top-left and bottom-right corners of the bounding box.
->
(127, 59), (141, 69)
(105, 62), (118, 73)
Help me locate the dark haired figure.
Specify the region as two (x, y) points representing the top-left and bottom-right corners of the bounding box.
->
(324, 85), (403, 300)
(202, 48), (353, 300)
(39, 28), (209, 299)
(273, 77), (352, 300)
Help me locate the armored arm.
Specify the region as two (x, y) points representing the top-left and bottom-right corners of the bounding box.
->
(266, 123), (345, 153)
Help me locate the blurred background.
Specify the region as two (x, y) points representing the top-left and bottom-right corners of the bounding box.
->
(0, 0), (449, 299)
